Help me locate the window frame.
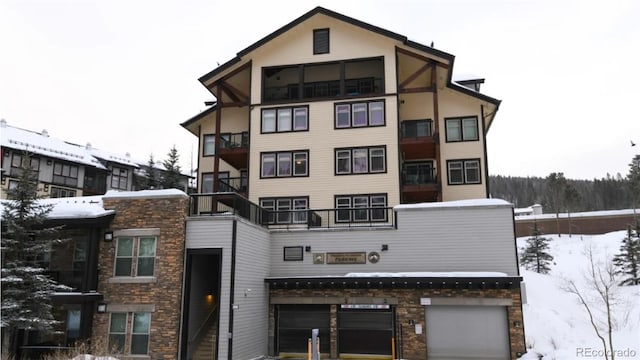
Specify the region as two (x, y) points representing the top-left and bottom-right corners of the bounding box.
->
(50, 186), (76, 198)
(203, 134), (215, 156)
(260, 196), (309, 225)
(334, 100), (386, 129)
(261, 106), (309, 133)
(334, 193), (388, 223)
(108, 312), (151, 356)
(445, 116), (479, 142)
(447, 159), (482, 185)
(334, 146), (386, 175)
(52, 161), (79, 187)
(110, 166), (128, 190)
(113, 236), (157, 278)
(313, 28), (330, 55)
(261, 150), (309, 178)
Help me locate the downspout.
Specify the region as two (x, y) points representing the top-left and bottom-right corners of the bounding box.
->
(481, 104), (490, 198)
(227, 220), (238, 360)
(214, 83), (222, 192)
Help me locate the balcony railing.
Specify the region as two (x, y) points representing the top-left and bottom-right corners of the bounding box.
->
(219, 132), (248, 150)
(400, 120), (433, 139)
(189, 193), (395, 230)
(402, 168), (437, 186)
(218, 177), (247, 193)
(48, 270), (86, 291)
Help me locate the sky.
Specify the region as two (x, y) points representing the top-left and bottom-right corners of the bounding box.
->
(1, 0), (639, 180)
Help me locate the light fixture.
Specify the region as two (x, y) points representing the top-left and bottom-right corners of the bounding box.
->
(381, 244), (389, 251)
(97, 303), (107, 313)
(103, 231), (113, 242)
(305, 246), (311, 252)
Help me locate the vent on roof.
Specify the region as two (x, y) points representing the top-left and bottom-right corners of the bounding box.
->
(42, 129), (49, 137)
(313, 28), (329, 55)
(86, 143), (92, 150)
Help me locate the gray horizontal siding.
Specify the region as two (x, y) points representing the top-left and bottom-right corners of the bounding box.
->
(269, 206), (518, 277)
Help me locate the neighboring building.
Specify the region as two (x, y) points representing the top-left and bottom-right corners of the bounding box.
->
(0, 120), (192, 198)
(514, 204), (543, 217)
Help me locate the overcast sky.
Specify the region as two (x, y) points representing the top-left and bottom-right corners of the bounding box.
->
(1, 0), (638, 180)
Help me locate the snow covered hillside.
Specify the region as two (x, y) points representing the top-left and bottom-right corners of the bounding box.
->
(518, 231), (640, 360)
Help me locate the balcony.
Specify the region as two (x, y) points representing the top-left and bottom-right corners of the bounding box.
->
(402, 167), (440, 203)
(400, 120), (436, 160)
(218, 176), (247, 195)
(189, 193), (395, 229)
(218, 132), (249, 169)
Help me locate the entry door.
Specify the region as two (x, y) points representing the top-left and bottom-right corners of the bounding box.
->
(425, 306), (509, 360)
(338, 308), (393, 356)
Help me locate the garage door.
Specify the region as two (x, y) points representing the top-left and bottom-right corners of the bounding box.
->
(338, 307), (393, 356)
(277, 305), (330, 354)
(425, 306), (509, 360)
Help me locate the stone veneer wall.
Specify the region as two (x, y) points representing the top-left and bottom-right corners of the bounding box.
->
(91, 193), (189, 359)
(270, 287), (525, 360)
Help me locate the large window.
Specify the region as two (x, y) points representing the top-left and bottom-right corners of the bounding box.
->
(403, 162), (435, 185)
(261, 151), (308, 178)
(401, 119), (433, 138)
(201, 173), (214, 193)
(335, 194), (387, 223)
(260, 197), (308, 224)
(203, 134), (215, 156)
(335, 100), (385, 128)
(114, 236), (157, 277)
(335, 146), (386, 175)
(110, 166), (128, 190)
(445, 116), (479, 142)
(262, 106), (309, 133)
(109, 312), (151, 355)
(447, 159), (481, 185)
(53, 162), (78, 187)
(9, 153), (40, 178)
(51, 186), (76, 198)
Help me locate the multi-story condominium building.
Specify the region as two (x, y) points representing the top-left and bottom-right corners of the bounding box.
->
(0, 120), (191, 199)
(2, 7), (526, 360)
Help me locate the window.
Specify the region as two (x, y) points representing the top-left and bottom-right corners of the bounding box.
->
(262, 106), (308, 133)
(52, 162), (78, 187)
(403, 162), (435, 185)
(203, 134), (215, 156)
(445, 116), (479, 142)
(110, 167), (128, 190)
(335, 146), (386, 175)
(447, 159), (481, 185)
(201, 173), (214, 193)
(114, 236), (157, 277)
(109, 312), (151, 355)
(73, 239), (87, 271)
(260, 197), (308, 224)
(9, 153), (39, 177)
(335, 194), (387, 223)
(335, 101), (385, 128)
(51, 186), (76, 198)
(66, 309), (81, 345)
(313, 28), (329, 54)
(261, 151), (308, 178)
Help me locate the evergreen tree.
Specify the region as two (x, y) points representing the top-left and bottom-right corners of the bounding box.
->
(145, 154), (159, 190)
(160, 145), (182, 190)
(627, 155), (640, 223)
(520, 224), (554, 274)
(564, 183), (581, 237)
(544, 172), (567, 236)
(1, 151), (68, 356)
(613, 224), (640, 286)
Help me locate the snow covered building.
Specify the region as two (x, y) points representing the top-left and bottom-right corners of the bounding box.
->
(0, 120), (191, 199)
(175, 6), (524, 360)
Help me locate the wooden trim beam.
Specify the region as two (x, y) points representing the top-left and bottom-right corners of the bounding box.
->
(396, 46), (450, 69)
(399, 62), (431, 89)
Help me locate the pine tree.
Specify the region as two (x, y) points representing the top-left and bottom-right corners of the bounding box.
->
(520, 224), (554, 274)
(146, 154), (159, 190)
(564, 183), (581, 237)
(160, 145), (182, 190)
(544, 172), (567, 236)
(627, 155), (640, 224)
(1, 151), (69, 356)
(613, 224), (640, 286)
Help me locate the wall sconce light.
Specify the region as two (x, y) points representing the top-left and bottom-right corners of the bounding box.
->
(381, 244), (389, 251)
(44, 184), (49, 191)
(46, 159), (52, 165)
(97, 303), (107, 313)
(244, 288), (252, 297)
(305, 246), (311, 252)
(103, 231), (113, 242)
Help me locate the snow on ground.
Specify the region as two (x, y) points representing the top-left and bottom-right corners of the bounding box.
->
(517, 231), (640, 359)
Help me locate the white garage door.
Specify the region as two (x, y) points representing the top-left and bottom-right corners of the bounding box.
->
(425, 305), (509, 360)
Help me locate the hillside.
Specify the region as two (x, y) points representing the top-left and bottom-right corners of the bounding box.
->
(517, 231), (640, 359)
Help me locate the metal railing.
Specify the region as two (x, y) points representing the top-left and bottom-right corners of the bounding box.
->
(219, 132), (248, 149)
(218, 177), (247, 193)
(189, 194), (395, 230)
(402, 168), (437, 186)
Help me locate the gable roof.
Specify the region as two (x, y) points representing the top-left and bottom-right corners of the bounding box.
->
(198, 6), (455, 84)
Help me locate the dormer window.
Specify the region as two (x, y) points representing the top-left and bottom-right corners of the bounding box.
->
(313, 28), (329, 54)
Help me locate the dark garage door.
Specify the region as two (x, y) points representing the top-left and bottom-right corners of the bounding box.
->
(277, 304), (330, 354)
(338, 307), (393, 356)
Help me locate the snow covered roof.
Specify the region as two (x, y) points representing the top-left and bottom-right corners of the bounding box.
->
(103, 189), (187, 199)
(394, 198), (512, 211)
(1, 122), (106, 169)
(452, 73), (485, 82)
(84, 143), (141, 168)
(0, 195), (113, 220)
